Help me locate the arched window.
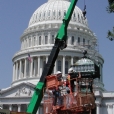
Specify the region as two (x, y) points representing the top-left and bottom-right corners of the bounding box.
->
(44, 12), (45, 18)
(71, 36), (74, 45)
(52, 35), (54, 44)
(39, 36), (41, 45)
(53, 11), (55, 16)
(64, 11), (66, 16)
(39, 13), (41, 17)
(48, 10), (50, 16)
(58, 60), (61, 71)
(65, 61), (68, 74)
(33, 36), (36, 46)
(25, 39), (27, 48)
(78, 37), (80, 45)
(45, 36), (48, 44)
(36, 15), (37, 20)
(29, 38), (31, 47)
(59, 11), (61, 16)
(78, 14), (80, 21)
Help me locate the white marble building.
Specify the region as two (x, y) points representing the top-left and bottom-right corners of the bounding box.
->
(0, 0), (114, 114)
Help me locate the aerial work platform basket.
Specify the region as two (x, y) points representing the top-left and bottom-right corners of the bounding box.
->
(43, 75), (96, 114)
(46, 74), (63, 89)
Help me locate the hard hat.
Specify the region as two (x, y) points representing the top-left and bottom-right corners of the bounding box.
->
(56, 71), (62, 74)
(68, 67), (74, 74)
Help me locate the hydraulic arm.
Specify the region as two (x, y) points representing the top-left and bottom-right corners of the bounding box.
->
(26, 0), (78, 114)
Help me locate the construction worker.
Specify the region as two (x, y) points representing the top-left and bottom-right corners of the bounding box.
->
(56, 71), (62, 81)
(65, 77), (70, 94)
(52, 86), (62, 106)
(67, 67), (75, 93)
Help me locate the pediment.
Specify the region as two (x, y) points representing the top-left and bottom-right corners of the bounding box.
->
(0, 83), (35, 98)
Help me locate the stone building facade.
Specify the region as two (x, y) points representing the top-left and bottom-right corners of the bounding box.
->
(0, 0), (114, 114)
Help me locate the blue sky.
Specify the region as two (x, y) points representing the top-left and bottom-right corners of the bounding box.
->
(0, 0), (114, 91)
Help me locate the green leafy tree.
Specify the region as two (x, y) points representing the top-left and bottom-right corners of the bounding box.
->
(107, 0), (114, 41)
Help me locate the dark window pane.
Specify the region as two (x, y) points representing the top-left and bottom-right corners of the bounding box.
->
(65, 61), (68, 74)
(78, 37), (80, 44)
(58, 60), (61, 71)
(45, 36), (48, 44)
(83, 38), (85, 45)
(39, 36), (41, 45)
(52, 35), (54, 44)
(71, 36), (74, 45)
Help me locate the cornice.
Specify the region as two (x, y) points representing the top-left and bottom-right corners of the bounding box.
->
(20, 23), (91, 40)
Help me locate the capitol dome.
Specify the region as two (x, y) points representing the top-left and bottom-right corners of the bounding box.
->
(28, 0), (88, 28)
(12, 0), (104, 91)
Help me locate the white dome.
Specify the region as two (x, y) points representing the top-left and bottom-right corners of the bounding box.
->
(28, 0), (88, 27)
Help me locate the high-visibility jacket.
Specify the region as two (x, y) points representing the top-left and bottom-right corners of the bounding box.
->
(66, 75), (72, 94)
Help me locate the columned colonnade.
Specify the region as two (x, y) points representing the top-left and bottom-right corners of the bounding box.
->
(96, 103), (114, 114)
(2, 104), (43, 114)
(2, 103), (114, 114)
(12, 55), (76, 82)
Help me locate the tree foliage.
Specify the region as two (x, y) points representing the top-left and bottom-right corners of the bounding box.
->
(107, 27), (114, 41)
(107, 0), (114, 13)
(107, 0), (114, 41)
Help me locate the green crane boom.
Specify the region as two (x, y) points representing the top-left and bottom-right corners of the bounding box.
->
(26, 0), (78, 114)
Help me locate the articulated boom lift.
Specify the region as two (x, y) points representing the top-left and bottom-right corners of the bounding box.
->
(0, 0), (99, 114)
(26, 0), (78, 114)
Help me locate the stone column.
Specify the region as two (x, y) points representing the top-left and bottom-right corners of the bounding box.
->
(38, 56), (40, 77)
(54, 61), (57, 73)
(30, 58), (33, 77)
(63, 56), (65, 76)
(9, 104), (12, 111)
(48, 32), (51, 44)
(0, 104), (3, 109)
(19, 60), (22, 79)
(107, 105), (110, 114)
(34, 59), (37, 77)
(107, 105), (113, 114)
(30, 36), (33, 47)
(111, 105), (113, 114)
(24, 58), (27, 78)
(18, 104), (21, 112)
(113, 105), (114, 114)
(36, 34), (38, 46)
(96, 103), (100, 114)
(15, 62), (18, 80)
(13, 63), (15, 81)
(26, 37), (29, 48)
(101, 64), (103, 82)
(46, 56), (48, 63)
(42, 32), (44, 45)
(40, 58), (43, 76)
(37, 108), (39, 114)
(71, 56), (74, 65)
(68, 36), (71, 45)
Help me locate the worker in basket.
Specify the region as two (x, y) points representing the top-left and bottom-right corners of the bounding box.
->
(56, 71), (62, 81)
(67, 67), (76, 93)
(52, 86), (62, 108)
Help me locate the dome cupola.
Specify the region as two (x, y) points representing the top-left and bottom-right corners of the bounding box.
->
(28, 0), (88, 28)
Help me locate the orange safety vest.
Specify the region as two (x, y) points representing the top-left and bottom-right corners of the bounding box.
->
(66, 75), (72, 94)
